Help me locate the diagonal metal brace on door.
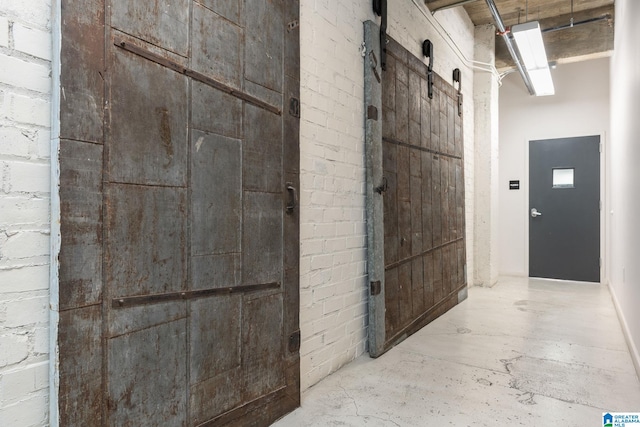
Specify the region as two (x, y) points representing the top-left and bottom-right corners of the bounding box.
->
(373, 0), (387, 70)
(114, 39), (282, 115)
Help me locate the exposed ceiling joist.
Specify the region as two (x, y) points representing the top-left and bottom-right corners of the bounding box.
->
(494, 4), (614, 69)
(424, 0), (614, 71)
(425, 0), (480, 13)
(462, 0), (613, 27)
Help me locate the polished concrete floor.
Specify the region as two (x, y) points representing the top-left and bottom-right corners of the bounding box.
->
(274, 277), (640, 426)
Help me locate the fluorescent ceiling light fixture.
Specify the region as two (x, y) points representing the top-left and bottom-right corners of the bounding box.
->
(511, 21), (555, 96)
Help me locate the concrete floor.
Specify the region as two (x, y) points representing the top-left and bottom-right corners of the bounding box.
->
(273, 277), (640, 426)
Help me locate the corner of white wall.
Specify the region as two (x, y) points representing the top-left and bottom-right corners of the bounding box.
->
(608, 0), (640, 379)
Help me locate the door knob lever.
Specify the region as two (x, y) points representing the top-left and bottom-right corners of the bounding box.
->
(531, 208), (542, 217)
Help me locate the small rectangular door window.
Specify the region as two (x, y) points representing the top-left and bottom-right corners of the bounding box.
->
(552, 168), (574, 188)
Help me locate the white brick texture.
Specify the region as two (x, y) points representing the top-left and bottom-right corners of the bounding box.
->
(0, 1), (51, 29)
(13, 23), (51, 61)
(0, 361), (48, 405)
(299, 0), (476, 391)
(0, 16), (8, 47)
(0, 1), (52, 426)
(299, 0), (373, 389)
(0, 54), (51, 94)
(1, 92), (51, 128)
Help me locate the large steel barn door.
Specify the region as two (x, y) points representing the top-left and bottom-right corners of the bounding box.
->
(364, 21), (467, 357)
(57, 1), (301, 425)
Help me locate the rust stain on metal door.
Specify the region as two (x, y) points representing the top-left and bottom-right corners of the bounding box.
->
(58, 0), (301, 425)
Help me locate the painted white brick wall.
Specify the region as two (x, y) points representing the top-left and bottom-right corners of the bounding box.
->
(299, 0), (373, 389)
(0, 1), (52, 426)
(299, 0), (476, 391)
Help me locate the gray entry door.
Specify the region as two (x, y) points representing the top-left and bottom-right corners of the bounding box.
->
(529, 136), (600, 282)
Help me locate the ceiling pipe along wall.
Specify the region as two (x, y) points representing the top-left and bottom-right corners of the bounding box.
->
(484, 0), (536, 95)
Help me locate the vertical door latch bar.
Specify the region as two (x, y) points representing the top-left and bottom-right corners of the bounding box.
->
(373, 0), (387, 70)
(453, 68), (463, 116)
(289, 97), (300, 118)
(423, 40), (434, 99)
(286, 183), (298, 214)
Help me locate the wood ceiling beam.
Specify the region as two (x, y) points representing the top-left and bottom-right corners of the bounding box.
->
(425, 0), (480, 13)
(463, 0), (613, 27)
(495, 4), (614, 69)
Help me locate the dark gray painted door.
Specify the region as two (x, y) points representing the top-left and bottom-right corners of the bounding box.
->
(364, 21), (467, 358)
(58, 1), (300, 425)
(529, 136), (600, 282)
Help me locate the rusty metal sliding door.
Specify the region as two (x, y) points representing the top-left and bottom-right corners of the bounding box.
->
(365, 21), (467, 357)
(58, 1), (300, 425)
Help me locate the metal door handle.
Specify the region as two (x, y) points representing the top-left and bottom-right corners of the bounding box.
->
(286, 183), (297, 214)
(531, 208), (542, 217)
